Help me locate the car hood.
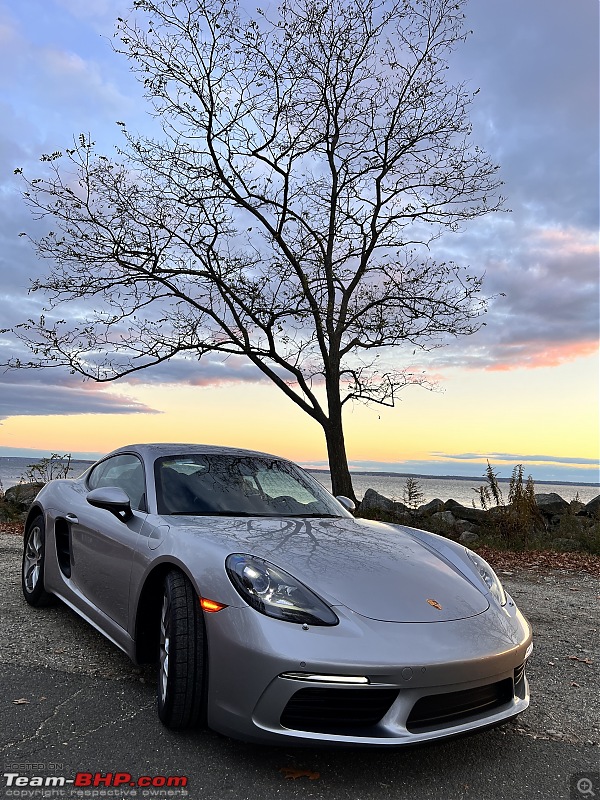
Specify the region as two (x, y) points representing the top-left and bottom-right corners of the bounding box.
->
(166, 515), (489, 623)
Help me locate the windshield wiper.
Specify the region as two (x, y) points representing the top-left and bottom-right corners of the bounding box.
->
(281, 513), (342, 518)
(169, 511), (342, 518)
(169, 511), (278, 517)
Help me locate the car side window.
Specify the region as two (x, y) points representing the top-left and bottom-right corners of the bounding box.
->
(87, 454), (147, 512)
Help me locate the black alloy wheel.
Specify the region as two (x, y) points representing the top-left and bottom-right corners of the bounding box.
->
(22, 514), (54, 607)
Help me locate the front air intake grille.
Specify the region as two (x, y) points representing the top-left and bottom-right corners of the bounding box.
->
(280, 687), (399, 734)
(406, 678), (514, 732)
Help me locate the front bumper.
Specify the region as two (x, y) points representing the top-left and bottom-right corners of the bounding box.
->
(204, 594), (532, 746)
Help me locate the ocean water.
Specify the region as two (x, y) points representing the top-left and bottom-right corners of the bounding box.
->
(307, 470), (599, 507)
(1, 456), (597, 506)
(0, 457), (95, 490)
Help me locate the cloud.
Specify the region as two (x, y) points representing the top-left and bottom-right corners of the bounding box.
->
(430, 223), (599, 371)
(433, 452), (599, 467)
(121, 355), (270, 388)
(416, 0), (599, 373)
(35, 46), (132, 115)
(0, 2), (144, 156)
(0, 444), (101, 459)
(0, 367), (159, 419)
(456, 0), (598, 231)
(54, 0), (127, 25)
(0, 381), (158, 419)
(301, 458), (600, 485)
(0, 0), (596, 394)
(0, 346), (275, 421)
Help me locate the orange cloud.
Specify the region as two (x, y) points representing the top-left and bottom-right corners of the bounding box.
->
(486, 340), (599, 371)
(532, 227), (599, 257)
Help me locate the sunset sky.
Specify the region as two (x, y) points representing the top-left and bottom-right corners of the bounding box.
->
(0, 0), (598, 484)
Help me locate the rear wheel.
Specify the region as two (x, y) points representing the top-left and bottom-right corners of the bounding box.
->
(22, 514), (54, 607)
(157, 570), (207, 729)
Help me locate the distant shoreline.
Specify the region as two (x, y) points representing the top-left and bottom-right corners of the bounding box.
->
(1, 456), (597, 490)
(305, 468), (600, 488)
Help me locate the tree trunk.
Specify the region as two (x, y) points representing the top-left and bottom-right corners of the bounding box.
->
(322, 395), (357, 503)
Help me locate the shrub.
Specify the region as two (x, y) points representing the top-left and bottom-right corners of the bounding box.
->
(402, 476), (425, 510)
(473, 461), (545, 548)
(21, 453), (73, 483)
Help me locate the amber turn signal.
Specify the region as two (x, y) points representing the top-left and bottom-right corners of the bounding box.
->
(200, 597), (227, 613)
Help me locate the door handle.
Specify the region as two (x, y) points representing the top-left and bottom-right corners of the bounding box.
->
(66, 513), (79, 524)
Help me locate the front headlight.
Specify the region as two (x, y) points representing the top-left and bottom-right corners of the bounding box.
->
(465, 549), (507, 606)
(226, 553), (339, 626)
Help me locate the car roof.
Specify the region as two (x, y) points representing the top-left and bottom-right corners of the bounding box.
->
(108, 443), (287, 462)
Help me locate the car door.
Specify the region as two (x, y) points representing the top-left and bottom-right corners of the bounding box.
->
(69, 453), (148, 630)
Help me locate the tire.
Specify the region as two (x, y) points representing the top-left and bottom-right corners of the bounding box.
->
(22, 514), (54, 607)
(157, 570), (207, 730)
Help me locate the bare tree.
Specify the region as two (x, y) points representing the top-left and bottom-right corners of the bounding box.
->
(8, 0), (502, 501)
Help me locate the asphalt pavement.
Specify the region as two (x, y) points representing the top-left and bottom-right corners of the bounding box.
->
(1, 532), (598, 800)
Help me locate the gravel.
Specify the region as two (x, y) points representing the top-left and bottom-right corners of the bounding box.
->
(1, 531), (598, 747)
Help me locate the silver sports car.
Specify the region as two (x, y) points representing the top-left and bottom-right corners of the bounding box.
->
(22, 443), (532, 746)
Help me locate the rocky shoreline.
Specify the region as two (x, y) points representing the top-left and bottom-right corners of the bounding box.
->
(0, 482), (45, 522)
(359, 488), (600, 553)
(2, 481), (599, 555)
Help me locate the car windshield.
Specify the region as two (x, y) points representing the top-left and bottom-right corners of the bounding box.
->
(154, 454), (349, 517)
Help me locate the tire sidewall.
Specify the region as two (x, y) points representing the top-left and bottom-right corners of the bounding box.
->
(22, 513), (52, 606)
(157, 570), (207, 729)
(157, 572), (178, 722)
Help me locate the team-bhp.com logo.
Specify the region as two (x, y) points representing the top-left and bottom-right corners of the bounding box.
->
(4, 772), (188, 790)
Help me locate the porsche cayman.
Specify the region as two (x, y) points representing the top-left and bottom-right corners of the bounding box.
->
(22, 443), (532, 746)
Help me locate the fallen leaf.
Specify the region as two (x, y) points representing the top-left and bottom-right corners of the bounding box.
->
(475, 546), (600, 578)
(279, 767), (320, 781)
(568, 655), (593, 664)
(13, 698), (30, 705)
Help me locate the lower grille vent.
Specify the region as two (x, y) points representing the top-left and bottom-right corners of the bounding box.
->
(281, 687), (398, 734)
(406, 678), (514, 732)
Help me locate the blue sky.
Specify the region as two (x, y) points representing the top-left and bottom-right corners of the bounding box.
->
(0, 0), (598, 484)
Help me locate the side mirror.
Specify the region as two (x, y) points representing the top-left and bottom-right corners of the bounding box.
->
(335, 495), (356, 513)
(87, 487), (132, 521)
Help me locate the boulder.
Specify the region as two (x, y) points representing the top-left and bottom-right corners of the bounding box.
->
(360, 488), (392, 512)
(447, 504), (488, 525)
(361, 489), (409, 514)
(360, 489), (412, 523)
(416, 498), (444, 516)
(429, 510), (455, 526)
(534, 493), (569, 516)
(455, 519), (477, 534)
(579, 495), (600, 520)
(459, 531), (480, 544)
(3, 482), (44, 510)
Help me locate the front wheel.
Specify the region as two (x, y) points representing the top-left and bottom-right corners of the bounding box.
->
(22, 514), (54, 607)
(157, 570), (207, 729)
